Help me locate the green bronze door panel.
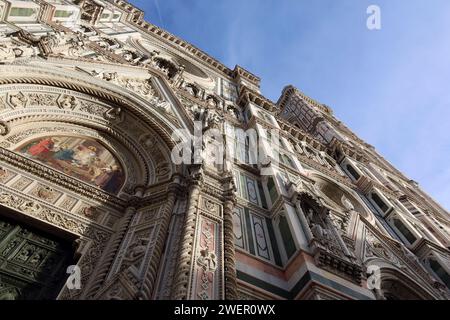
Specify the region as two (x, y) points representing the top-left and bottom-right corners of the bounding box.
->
(0, 218), (74, 300)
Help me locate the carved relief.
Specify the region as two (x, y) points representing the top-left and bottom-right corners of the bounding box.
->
(79, 205), (101, 221)
(27, 93), (58, 107)
(0, 41), (37, 63)
(30, 185), (61, 204)
(197, 247), (217, 272)
(0, 167), (14, 183)
(10, 177), (33, 191)
(59, 195), (78, 211)
(8, 92), (27, 108)
(58, 95), (78, 110)
(363, 229), (402, 267)
(78, 99), (108, 116)
(192, 217), (220, 300)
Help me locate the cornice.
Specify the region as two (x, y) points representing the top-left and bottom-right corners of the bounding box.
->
(412, 238), (450, 257)
(237, 86), (277, 112)
(108, 0), (260, 87)
(0, 65), (176, 150)
(277, 85), (332, 116)
(276, 118), (328, 152)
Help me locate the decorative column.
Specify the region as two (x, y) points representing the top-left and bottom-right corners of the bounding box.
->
(137, 174), (183, 299)
(80, 206), (137, 299)
(294, 200), (314, 243)
(171, 165), (203, 299)
(222, 175), (238, 300)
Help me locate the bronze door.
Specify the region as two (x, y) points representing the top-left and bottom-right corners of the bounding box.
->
(0, 217), (74, 300)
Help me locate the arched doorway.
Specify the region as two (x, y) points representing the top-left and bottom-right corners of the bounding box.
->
(0, 65), (179, 300)
(373, 266), (438, 300)
(0, 208), (76, 300)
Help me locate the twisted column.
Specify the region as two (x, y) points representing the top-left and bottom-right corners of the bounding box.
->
(81, 206), (136, 299)
(171, 166), (203, 299)
(223, 189), (238, 300)
(137, 175), (183, 299)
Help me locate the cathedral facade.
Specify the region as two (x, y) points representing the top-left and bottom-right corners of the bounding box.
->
(0, 0), (449, 300)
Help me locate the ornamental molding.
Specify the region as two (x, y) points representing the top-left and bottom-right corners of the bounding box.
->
(237, 86), (276, 112)
(361, 217), (445, 298)
(115, 1), (259, 85)
(276, 85), (332, 116)
(0, 65), (177, 149)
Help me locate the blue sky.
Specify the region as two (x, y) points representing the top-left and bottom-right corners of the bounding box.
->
(130, 0), (450, 211)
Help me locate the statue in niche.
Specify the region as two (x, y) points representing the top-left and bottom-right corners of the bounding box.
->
(153, 57), (178, 78)
(184, 84), (199, 97)
(226, 105), (239, 119)
(305, 205), (332, 244)
(205, 109), (221, 130)
(122, 50), (135, 62)
(341, 194), (355, 212)
(190, 103), (203, 120)
(206, 96), (217, 108)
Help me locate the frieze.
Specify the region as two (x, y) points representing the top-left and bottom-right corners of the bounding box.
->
(0, 86), (119, 123)
(10, 176), (33, 191)
(27, 93), (58, 108)
(0, 166), (15, 184)
(30, 184), (62, 204)
(200, 196), (221, 218)
(58, 195), (79, 211)
(0, 187), (92, 235)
